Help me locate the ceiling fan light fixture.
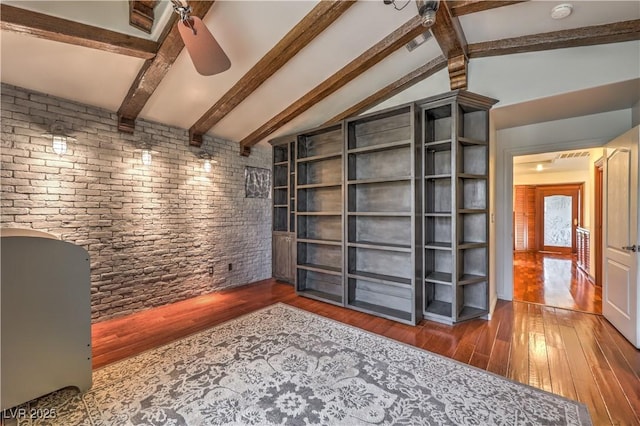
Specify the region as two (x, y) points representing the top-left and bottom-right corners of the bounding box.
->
(172, 0), (231, 76)
(416, 0), (439, 27)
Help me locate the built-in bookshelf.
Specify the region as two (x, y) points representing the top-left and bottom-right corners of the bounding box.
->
(345, 105), (421, 324)
(271, 90), (497, 326)
(296, 123), (344, 305)
(420, 91), (496, 324)
(270, 136), (297, 283)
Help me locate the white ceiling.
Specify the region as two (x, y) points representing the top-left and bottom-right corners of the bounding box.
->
(1, 0), (639, 147)
(514, 149), (594, 174)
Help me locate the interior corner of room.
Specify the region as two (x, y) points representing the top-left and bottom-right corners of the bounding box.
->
(1, 0), (639, 424)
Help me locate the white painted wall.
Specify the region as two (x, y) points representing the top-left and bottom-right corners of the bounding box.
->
(494, 109), (633, 300)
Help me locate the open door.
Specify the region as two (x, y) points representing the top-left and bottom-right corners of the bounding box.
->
(603, 126), (639, 348)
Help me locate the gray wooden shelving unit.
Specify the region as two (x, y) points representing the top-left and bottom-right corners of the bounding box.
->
(270, 135), (296, 283)
(419, 90), (497, 324)
(273, 90), (496, 325)
(295, 123), (345, 305)
(345, 104), (422, 325)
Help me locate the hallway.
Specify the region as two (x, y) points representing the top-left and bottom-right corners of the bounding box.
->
(513, 251), (602, 314)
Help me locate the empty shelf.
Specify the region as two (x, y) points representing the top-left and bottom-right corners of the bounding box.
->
(348, 270), (411, 287)
(347, 139), (411, 155)
(459, 273), (486, 285)
(425, 272), (453, 284)
(298, 263), (342, 276)
(425, 300), (452, 318)
(297, 152), (342, 163)
(348, 300), (412, 323)
(296, 238), (342, 246)
(348, 241), (411, 253)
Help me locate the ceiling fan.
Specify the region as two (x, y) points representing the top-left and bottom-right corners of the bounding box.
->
(171, 0), (231, 76)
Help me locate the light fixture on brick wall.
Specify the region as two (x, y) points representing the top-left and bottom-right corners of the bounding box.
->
(197, 151), (216, 173)
(43, 121), (75, 156)
(137, 134), (156, 166)
(141, 148), (152, 166)
(137, 139), (155, 166)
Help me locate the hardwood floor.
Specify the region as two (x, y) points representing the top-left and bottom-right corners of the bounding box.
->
(92, 279), (639, 425)
(514, 251), (603, 314)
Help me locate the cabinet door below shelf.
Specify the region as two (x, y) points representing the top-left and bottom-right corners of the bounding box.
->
(273, 232), (295, 283)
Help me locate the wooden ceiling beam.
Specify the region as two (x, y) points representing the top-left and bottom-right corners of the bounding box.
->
(239, 15), (427, 155)
(468, 19), (640, 58)
(129, 1), (158, 34)
(449, 1), (527, 17)
(117, 1), (215, 133)
(0, 4), (157, 59)
(188, 0), (356, 147)
(430, 1), (468, 89)
(324, 55), (447, 125)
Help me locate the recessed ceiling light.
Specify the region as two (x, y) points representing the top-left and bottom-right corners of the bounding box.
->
(551, 3), (573, 20)
(536, 164), (544, 171)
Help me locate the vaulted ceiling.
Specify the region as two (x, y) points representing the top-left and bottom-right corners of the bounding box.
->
(1, 0), (639, 155)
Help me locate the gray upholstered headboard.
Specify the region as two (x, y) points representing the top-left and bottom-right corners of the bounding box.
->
(1, 229), (92, 410)
(0, 228), (59, 239)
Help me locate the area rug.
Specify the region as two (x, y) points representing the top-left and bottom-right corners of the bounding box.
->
(12, 303), (591, 425)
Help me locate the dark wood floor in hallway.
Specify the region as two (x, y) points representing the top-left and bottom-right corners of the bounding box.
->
(92, 280), (639, 425)
(514, 251), (602, 314)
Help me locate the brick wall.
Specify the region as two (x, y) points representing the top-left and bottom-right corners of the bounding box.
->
(1, 84), (272, 321)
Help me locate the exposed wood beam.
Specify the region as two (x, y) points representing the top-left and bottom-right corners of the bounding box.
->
(117, 1), (215, 133)
(430, 1), (468, 89)
(188, 0), (356, 146)
(129, 1), (158, 34)
(468, 19), (640, 58)
(239, 15), (427, 155)
(448, 54), (467, 90)
(431, 1), (468, 58)
(449, 1), (527, 17)
(0, 4), (157, 59)
(324, 55), (447, 125)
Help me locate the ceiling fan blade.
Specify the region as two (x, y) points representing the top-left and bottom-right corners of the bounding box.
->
(178, 16), (231, 76)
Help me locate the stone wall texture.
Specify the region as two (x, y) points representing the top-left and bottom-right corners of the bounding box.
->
(1, 84), (273, 321)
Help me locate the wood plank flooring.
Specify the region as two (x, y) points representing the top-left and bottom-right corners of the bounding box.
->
(514, 251), (602, 314)
(92, 279), (639, 425)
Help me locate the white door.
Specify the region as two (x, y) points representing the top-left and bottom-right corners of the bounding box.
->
(603, 126), (639, 348)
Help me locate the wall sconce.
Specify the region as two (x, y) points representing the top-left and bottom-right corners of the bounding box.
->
(197, 151), (216, 173)
(141, 149), (152, 166)
(43, 122), (75, 156)
(137, 140), (156, 166)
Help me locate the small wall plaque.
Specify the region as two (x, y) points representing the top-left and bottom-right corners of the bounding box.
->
(245, 166), (271, 198)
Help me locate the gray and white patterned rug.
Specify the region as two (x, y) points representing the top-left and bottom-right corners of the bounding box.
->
(12, 303), (591, 425)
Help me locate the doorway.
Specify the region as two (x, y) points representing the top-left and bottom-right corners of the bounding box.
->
(512, 151), (602, 313)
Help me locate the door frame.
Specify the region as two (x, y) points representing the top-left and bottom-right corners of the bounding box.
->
(534, 183), (584, 253)
(594, 158), (604, 285)
(496, 139), (605, 302)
